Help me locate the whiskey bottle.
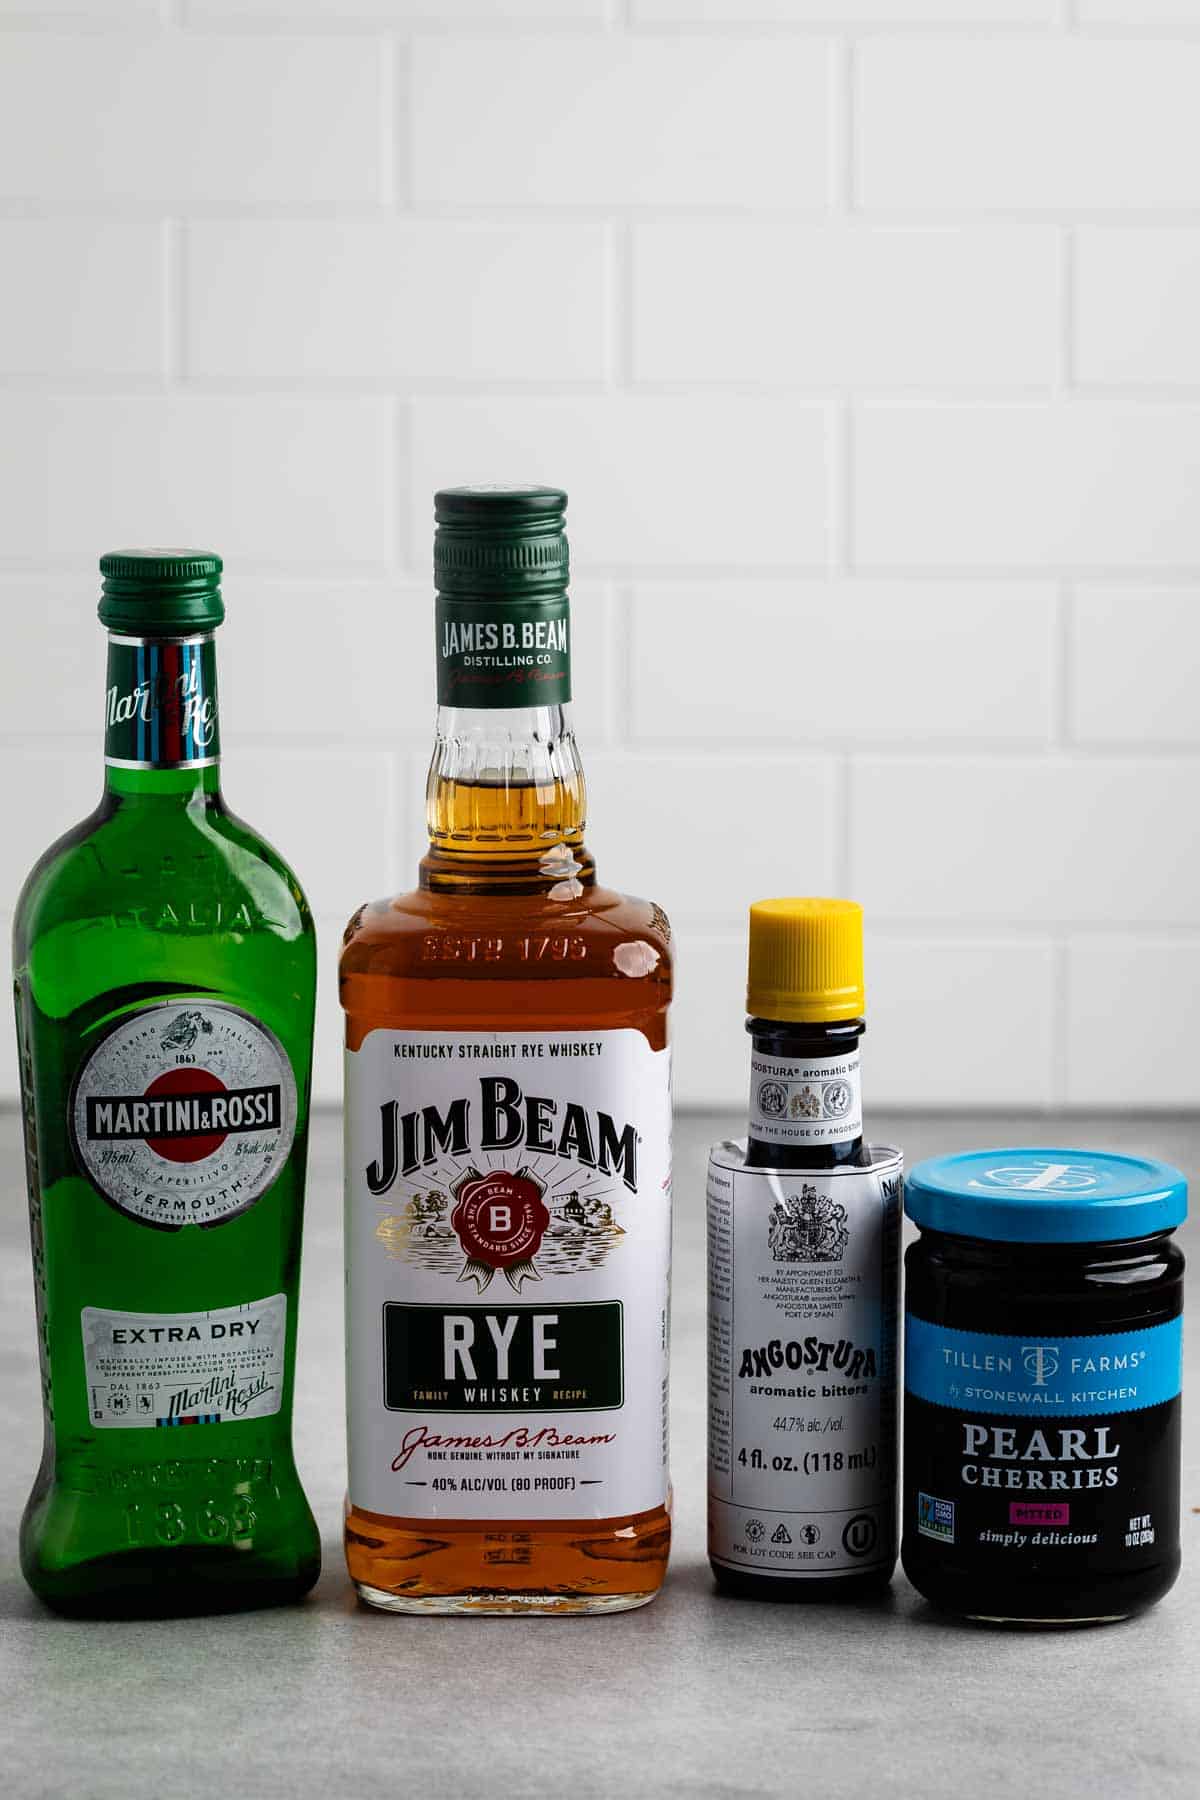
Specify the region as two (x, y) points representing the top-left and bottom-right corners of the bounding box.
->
(707, 899), (900, 1599)
(13, 551), (321, 1616)
(341, 487), (673, 1615)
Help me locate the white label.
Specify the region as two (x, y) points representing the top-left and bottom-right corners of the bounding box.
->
(707, 1143), (900, 1577)
(81, 1293), (287, 1429)
(71, 1001), (297, 1228)
(345, 1029), (672, 1522)
(748, 1048), (862, 1149)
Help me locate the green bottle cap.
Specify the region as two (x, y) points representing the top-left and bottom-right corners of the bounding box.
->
(433, 487), (568, 596)
(98, 549), (225, 635)
(432, 489), (572, 707)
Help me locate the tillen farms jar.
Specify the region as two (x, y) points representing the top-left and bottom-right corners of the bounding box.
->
(902, 1149), (1185, 1626)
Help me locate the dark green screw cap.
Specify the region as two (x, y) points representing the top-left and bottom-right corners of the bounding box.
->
(433, 487), (569, 597)
(98, 549), (225, 634)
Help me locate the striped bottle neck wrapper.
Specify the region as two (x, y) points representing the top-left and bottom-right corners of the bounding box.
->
(104, 633), (220, 770)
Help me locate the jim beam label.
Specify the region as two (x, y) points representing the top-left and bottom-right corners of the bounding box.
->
(71, 1002), (297, 1229)
(435, 593), (571, 708)
(81, 1293), (286, 1428)
(345, 1029), (671, 1522)
(749, 1046), (862, 1150)
(707, 1142), (901, 1578)
(105, 634), (220, 769)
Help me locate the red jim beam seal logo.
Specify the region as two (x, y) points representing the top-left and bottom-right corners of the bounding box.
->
(450, 1167), (550, 1293)
(70, 1001), (297, 1230)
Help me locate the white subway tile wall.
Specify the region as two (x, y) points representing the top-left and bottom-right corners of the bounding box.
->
(1074, 228), (1200, 388)
(856, 40), (1200, 212)
(631, 223), (1060, 388)
(182, 222), (611, 383)
(410, 37), (833, 209)
(2, 7), (1196, 1112)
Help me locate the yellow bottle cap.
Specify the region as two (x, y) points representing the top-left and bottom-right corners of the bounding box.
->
(746, 897), (865, 1024)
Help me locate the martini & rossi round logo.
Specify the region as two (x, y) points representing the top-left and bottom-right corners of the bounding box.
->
(70, 1001), (297, 1229)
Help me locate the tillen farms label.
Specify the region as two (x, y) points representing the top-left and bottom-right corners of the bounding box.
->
(345, 1029), (671, 1522)
(71, 1001), (297, 1229)
(904, 1316), (1183, 1574)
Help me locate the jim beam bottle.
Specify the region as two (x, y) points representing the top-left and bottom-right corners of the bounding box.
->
(13, 551), (320, 1616)
(341, 487), (673, 1614)
(707, 898), (900, 1598)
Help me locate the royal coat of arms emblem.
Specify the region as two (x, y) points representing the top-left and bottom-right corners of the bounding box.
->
(767, 1185), (849, 1263)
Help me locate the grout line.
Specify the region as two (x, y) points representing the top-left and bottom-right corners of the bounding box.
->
(19, 369), (1200, 406)
(500, 21), (1083, 39)
(611, 583), (634, 748)
(835, 402), (854, 574)
(619, 217), (635, 388)
(128, 15), (618, 38)
(379, 34), (399, 213)
(833, 755), (852, 899)
(604, 219), (633, 390)
(14, 203), (1200, 228)
(835, 38), (855, 215)
(389, 397), (408, 575)
(597, 743), (1200, 766)
(1051, 936), (1069, 1110)
(0, 375), (1106, 401)
(408, 748), (431, 872)
(1054, 584), (1074, 749)
(0, 17), (1151, 41)
(387, 744), (405, 897)
(162, 218), (182, 386)
(1058, 226), (1075, 394)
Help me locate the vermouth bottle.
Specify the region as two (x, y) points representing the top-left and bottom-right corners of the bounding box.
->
(13, 551), (320, 1617)
(341, 487), (673, 1614)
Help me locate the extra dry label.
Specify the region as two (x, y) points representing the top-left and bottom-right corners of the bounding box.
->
(345, 1029), (671, 1522)
(71, 1001), (297, 1229)
(82, 1293), (286, 1429)
(707, 1142), (902, 1579)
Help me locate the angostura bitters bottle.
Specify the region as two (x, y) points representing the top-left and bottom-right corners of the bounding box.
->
(341, 487), (674, 1614)
(13, 551), (320, 1616)
(707, 900), (900, 1599)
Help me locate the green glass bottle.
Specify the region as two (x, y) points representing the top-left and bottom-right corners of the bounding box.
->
(13, 551), (321, 1617)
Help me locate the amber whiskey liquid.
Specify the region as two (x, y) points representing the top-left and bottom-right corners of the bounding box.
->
(341, 488), (673, 1614)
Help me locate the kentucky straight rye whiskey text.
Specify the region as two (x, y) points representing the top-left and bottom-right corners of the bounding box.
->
(342, 488), (673, 1614)
(13, 552), (320, 1616)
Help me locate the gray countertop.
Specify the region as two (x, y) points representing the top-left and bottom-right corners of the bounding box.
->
(2, 1110), (1198, 1800)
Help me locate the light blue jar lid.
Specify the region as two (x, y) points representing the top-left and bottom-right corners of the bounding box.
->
(905, 1148), (1187, 1244)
